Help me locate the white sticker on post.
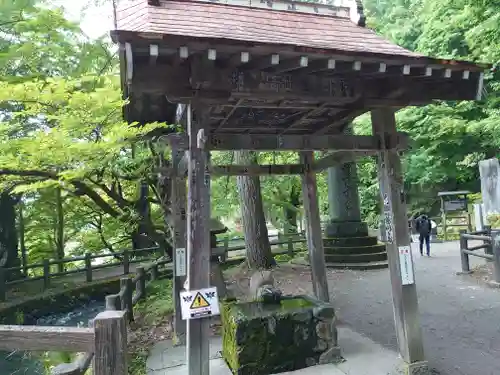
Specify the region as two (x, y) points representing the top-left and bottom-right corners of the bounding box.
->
(180, 287), (220, 320)
(175, 248), (186, 277)
(398, 246), (415, 285)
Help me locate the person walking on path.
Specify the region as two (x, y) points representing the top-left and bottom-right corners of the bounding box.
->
(415, 214), (432, 256)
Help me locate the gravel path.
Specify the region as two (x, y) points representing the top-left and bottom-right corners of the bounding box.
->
(326, 241), (500, 375)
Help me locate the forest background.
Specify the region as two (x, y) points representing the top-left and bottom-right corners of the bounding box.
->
(0, 0), (498, 271)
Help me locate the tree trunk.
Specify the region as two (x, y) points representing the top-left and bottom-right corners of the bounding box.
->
(283, 184), (301, 234)
(235, 151), (273, 269)
(18, 201), (27, 276)
(55, 188), (65, 273)
(0, 192), (21, 280)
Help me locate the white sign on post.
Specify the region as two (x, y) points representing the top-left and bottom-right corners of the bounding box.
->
(398, 246), (415, 285)
(180, 287), (220, 320)
(175, 248), (186, 277)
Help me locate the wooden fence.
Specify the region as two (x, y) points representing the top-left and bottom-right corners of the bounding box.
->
(459, 228), (500, 283)
(0, 257), (171, 375)
(0, 247), (161, 302)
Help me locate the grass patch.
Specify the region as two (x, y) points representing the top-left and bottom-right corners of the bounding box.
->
(127, 277), (174, 375)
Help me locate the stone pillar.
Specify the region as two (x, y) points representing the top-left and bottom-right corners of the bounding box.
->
(325, 162), (368, 238)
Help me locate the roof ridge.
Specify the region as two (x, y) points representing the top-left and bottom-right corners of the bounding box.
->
(148, 0), (366, 26)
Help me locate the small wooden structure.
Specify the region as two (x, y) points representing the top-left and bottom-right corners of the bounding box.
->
(112, 1), (486, 374)
(438, 190), (472, 240)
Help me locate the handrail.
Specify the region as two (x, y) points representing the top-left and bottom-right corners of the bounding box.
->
(459, 229), (500, 284)
(0, 247), (161, 302)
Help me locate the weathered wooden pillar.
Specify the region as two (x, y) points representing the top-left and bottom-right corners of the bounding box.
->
(186, 104), (211, 375)
(300, 151), (330, 302)
(171, 140), (187, 343)
(371, 108), (427, 374)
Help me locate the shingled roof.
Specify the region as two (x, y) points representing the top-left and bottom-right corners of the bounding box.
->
(116, 0), (421, 59)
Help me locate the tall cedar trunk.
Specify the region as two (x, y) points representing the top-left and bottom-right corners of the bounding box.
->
(0, 192), (21, 280)
(132, 181), (155, 251)
(283, 184), (300, 234)
(55, 188), (65, 273)
(18, 201), (27, 276)
(235, 151), (273, 269)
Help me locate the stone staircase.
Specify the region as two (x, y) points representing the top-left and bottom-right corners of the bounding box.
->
(323, 236), (388, 270)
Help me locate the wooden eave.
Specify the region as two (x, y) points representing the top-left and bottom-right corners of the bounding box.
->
(111, 0), (488, 137)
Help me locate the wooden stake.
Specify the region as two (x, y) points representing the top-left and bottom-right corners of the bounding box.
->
(371, 108), (427, 373)
(300, 151), (330, 302)
(186, 104), (211, 375)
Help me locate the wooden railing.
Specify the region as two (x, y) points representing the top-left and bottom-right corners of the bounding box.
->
(0, 257), (171, 375)
(459, 229), (500, 284)
(0, 247), (161, 302)
(104, 258), (172, 321)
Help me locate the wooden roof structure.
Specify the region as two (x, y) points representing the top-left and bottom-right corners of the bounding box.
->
(111, 0), (486, 139)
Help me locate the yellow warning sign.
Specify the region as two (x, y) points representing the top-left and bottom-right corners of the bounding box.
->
(190, 292), (210, 309)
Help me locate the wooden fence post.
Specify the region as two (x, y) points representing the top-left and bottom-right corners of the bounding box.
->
(43, 259), (50, 289)
(484, 225), (492, 255)
(93, 310), (128, 375)
(120, 277), (134, 322)
(105, 294), (120, 311)
(136, 266), (146, 301)
(492, 235), (500, 284)
(123, 249), (130, 275)
(85, 253), (92, 282)
(221, 237), (229, 263)
(0, 268), (5, 302)
(151, 264), (158, 281)
(287, 236), (294, 256)
(459, 230), (470, 273)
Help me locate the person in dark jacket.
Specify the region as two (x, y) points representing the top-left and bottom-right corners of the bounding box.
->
(415, 214), (432, 256)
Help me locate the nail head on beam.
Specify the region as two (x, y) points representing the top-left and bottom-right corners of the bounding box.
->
(271, 54), (280, 65)
(179, 46), (189, 59)
(379, 63), (387, 73)
(208, 49), (217, 60)
(462, 70), (470, 80)
(425, 67), (433, 76)
(353, 61), (362, 71)
(241, 52), (250, 63)
(328, 59), (336, 69)
(403, 65), (411, 75)
(300, 56), (309, 67)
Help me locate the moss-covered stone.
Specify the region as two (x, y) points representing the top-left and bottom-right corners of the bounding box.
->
(221, 296), (338, 375)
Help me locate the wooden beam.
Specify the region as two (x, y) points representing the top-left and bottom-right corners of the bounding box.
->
(300, 151), (330, 302)
(268, 56), (309, 74)
(371, 108), (427, 373)
(158, 163), (304, 177)
(0, 325), (94, 352)
(313, 150), (378, 171)
(313, 107), (368, 135)
(207, 133), (409, 151)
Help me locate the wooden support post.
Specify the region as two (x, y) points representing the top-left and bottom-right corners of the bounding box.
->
(221, 237), (229, 263)
(300, 151), (330, 303)
(0, 267), (5, 302)
(186, 104), (211, 375)
(93, 310), (128, 375)
(459, 230), (470, 273)
(105, 295), (120, 311)
(171, 139), (188, 343)
(43, 259), (50, 289)
(123, 249), (130, 275)
(85, 253), (92, 282)
(371, 108), (427, 374)
(121, 277), (134, 322)
(136, 266), (146, 301)
(287, 236), (294, 256)
(440, 197), (447, 242)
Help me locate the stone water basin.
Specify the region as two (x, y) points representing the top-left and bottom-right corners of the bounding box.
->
(221, 295), (340, 375)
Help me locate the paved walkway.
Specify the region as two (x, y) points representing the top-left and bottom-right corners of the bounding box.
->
(330, 241), (500, 375)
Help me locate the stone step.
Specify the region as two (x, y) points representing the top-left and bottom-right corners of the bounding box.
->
(325, 251), (388, 264)
(325, 261), (389, 270)
(323, 243), (386, 255)
(323, 236), (378, 247)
